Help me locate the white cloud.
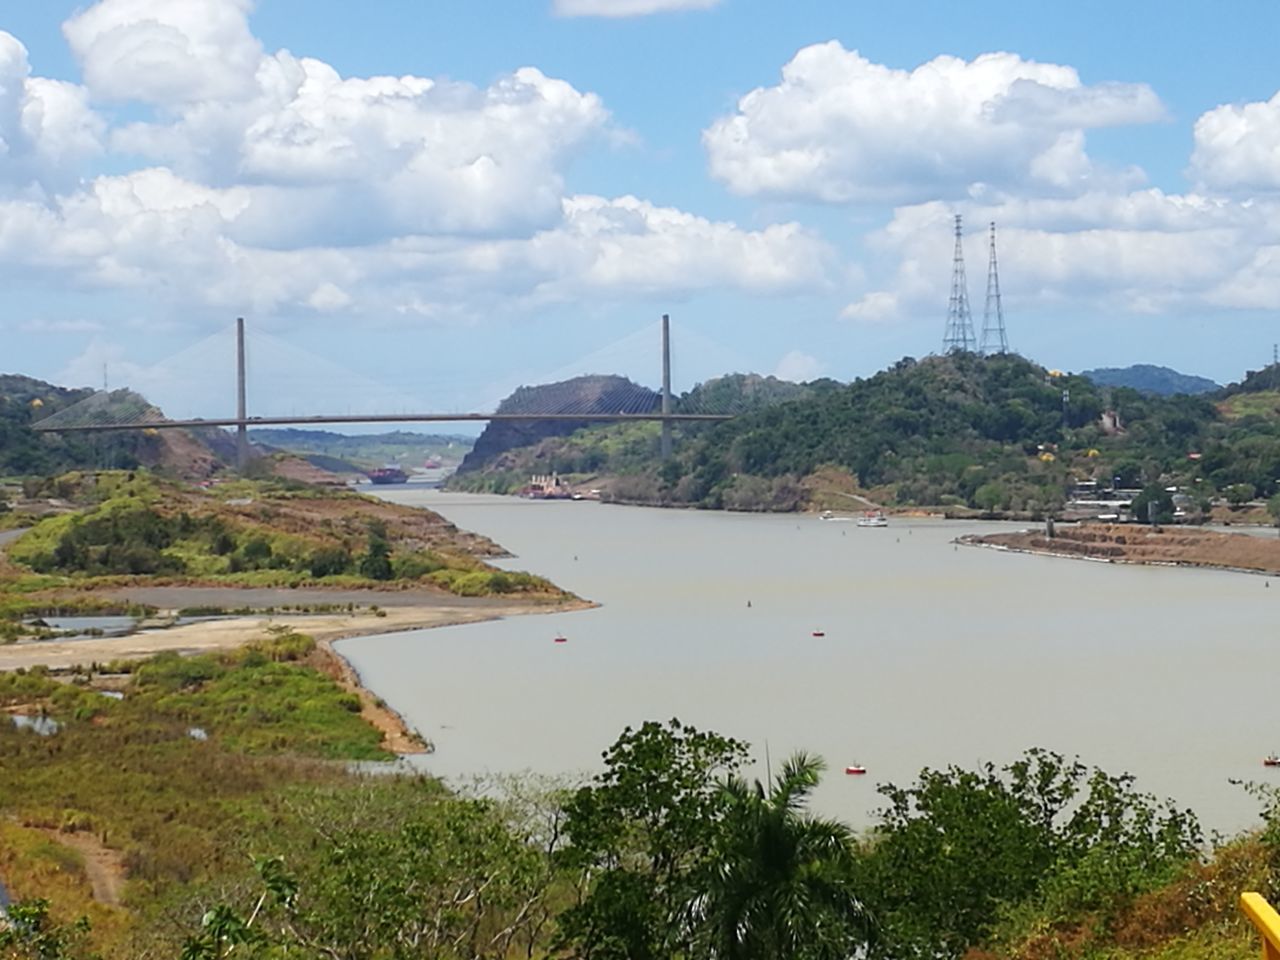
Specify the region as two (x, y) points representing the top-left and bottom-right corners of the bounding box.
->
(62, 0), (262, 105)
(104, 45), (609, 240)
(552, 0), (721, 16)
(774, 349), (823, 382)
(0, 32), (103, 192)
(704, 43), (1162, 204)
(520, 195), (831, 298)
(841, 291), (900, 323)
(1190, 89), (1280, 192)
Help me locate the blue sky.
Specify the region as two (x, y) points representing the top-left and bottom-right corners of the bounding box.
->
(3, 0), (1280, 420)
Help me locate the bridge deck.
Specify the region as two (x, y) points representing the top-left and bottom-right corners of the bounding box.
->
(32, 412), (734, 433)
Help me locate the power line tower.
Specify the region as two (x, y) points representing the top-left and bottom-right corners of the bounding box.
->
(942, 214), (977, 353)
(981, 221), (1008, 355)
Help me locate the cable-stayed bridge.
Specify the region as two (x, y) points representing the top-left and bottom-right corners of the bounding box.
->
(32, 316), (747, 466)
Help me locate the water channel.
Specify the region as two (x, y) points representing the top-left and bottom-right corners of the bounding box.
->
(338, 489), (1280, 835)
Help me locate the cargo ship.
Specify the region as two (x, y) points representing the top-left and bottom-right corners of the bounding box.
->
(367, 465), (409, 485)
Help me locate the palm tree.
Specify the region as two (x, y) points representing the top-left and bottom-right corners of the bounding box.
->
(690, 752), (873, 960)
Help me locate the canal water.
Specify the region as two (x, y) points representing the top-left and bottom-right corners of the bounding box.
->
(339, 490), (1280, 835)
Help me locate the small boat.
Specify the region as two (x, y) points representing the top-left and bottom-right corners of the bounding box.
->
(553, 636), (568, 644)
(811, 630), (825, 638)
(856, 510), (889, 528)
(1265, 753), (1280, 767)
(819, 510), (853, 522)
(844, 764), (867, 775)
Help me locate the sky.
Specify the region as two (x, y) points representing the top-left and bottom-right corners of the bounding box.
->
(4, 0), (1280, 419)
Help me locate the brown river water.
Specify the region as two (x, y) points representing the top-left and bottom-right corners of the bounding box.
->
(339, 489), (1280, 835)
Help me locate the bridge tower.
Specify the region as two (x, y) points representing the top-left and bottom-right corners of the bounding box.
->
(235, 317), (250, 471)
(942, 214), (977, 353)
(980, 222), (1009, 355)
(661, 313), (672, 460)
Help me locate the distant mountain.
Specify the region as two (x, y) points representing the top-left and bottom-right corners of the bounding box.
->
(1080, 364), (1219, 396)
(248, 428), (473, 471)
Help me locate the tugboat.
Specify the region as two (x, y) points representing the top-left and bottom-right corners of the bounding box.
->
(367, 465), (409, 485)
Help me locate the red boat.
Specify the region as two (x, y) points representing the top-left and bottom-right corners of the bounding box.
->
(812, 631), (826, 638)
(554, 636), (568, 644)
(367, 466), (408, 485)
(1265, 754), (1280, 767)
(845, 765), (867, 776)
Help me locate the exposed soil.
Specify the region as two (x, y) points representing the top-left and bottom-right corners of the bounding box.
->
(0, 597), (591, 672)
(964, 522), (1280, 575)
(35, 829), (127, 907)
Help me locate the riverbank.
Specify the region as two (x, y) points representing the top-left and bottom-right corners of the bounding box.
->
(0, 592), (594, 753)
(961, 522), (1280, 575)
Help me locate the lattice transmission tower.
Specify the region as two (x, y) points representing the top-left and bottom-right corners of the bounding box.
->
(942, 214), (977, 353)
(981, 221), (1009, 355)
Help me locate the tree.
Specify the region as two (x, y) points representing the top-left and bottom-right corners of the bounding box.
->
(1225, 482), (1257, 507)
(358, 521), (393, 580)
(694, 752), (873, 960)
(0, 899), (99, 960)
(973, 482), (1006, 513)
(857, 750), (1201, 960)
(556, 719), (748, 959)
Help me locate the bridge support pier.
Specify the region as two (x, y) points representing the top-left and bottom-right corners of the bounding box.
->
(661, 313), (672, 460)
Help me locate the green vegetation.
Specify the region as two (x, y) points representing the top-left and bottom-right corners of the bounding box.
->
(453, 353), (1280, 515)
(1, 470), (562, 600)
(1, 705), (1277, 960)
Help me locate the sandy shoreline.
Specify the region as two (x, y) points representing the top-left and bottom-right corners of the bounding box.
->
(959, 523), (1280, 577)
(0, 596), (594, 754)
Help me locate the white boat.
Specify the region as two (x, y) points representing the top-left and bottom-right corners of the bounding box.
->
(856, 510), (889, 528)
(819, 510), (854, 522)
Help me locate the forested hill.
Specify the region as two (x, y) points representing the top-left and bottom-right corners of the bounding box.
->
(1081, 364), (1219, 396)
(0, 375), (107, 475)
(457, 374), (659, 474)
(452, 352), (1280, 514)
(0, 374), (224, 478)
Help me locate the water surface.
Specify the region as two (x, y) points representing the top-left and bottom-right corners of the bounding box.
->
(339, 492), (1280, 834)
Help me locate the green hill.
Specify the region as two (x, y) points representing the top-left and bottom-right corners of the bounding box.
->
(451, 352), (1280, 514)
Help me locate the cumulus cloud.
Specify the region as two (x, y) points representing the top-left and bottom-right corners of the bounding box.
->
(1190, 89), (1280, 192)
(0, 171), (827, 318)
(0, 32), (103, 191)
(55, 0), (614, 244)
(521, 195), (831, 298)
(774, 350), (823, 382)
(62, 0), (262, 105)
(704, 43), (1162, 203)
(553, 0), (721, 16)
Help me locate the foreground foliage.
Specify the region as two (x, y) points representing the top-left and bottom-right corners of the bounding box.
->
(0, 705), (1270, 960)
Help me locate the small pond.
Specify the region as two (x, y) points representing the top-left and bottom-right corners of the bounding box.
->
(10, 714), (59, 736)
(34, 616), (138, 639)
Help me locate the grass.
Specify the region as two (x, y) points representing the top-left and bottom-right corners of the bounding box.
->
(1, 469), (568, 599)
(0, 629), (392, 944)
